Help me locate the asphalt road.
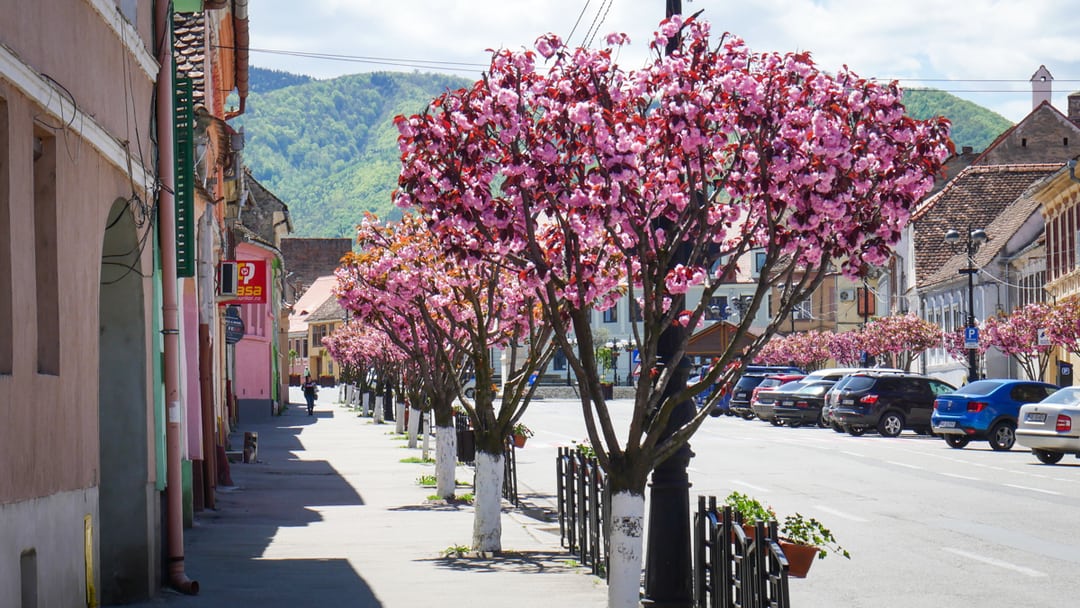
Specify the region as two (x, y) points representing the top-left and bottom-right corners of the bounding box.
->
(513, 398), (1080, 607)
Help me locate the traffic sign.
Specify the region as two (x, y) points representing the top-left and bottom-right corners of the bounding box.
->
(964, 326), (979, 349)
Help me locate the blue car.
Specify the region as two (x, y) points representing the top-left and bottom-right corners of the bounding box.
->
(931, 379), (1059, 451)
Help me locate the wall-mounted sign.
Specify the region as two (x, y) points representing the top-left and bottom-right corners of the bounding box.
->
(224, 306), (245, 344)
(220, 260), (268, 304)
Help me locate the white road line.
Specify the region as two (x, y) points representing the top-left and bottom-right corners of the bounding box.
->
(943, 547), (1047, 578)
(939, 472), (981, 481)
(730, 480), (770, 493)
(887, 460), (923, 470)
(841, 451), (864, 458)
(1003, 483), (1061, 496)
(813, 505), (869, 523)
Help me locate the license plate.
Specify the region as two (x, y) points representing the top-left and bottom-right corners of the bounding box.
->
(1025, 412), (1047, 423)
(781, 401), (793, 406)
(937, 421), (956, 428)
(842, 399), (854, 405)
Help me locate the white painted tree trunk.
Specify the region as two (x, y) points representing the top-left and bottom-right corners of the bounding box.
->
(394, 395), (406, 434)
(363, 391), (372, 417)
(373, 394), (384, 424)
(434, 423), (456, 499)
(421, 411), (433, 462)
(472, 450), (504, 552)
(607, 491), (646, 608)
(407, 406), (422, 448)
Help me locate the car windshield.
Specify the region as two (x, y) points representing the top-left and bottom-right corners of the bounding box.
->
(1038, 387), (1078, 405)
(775, 380), (805, 392)
(841, 376), (876, 391)
(797, 383), (832, 396)
(956, 380), (1004, 396)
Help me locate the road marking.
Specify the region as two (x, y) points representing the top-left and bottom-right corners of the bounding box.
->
(887, 460), (923, 470)
(943, 547), (1047, 577)
(841, 451), (864, 458)
(813, 505), (868, 523)
(730, 480), (770, 493)
(939, 472), (981, 481)
(1003, 483), (1061, 496)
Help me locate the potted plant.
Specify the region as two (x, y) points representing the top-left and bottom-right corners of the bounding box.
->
(510, 423), (533, 448)
(779, 512), (850, 577)
(723, 492), (776, 538)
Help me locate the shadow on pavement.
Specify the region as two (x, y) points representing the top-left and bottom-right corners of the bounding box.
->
(421, 550), (589, 575)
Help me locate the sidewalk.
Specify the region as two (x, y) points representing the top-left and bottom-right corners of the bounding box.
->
(129, 387), (607, 607)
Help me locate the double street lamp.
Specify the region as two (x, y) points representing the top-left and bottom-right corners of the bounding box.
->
(944, 226), (988, 383)
(605, 338), (632, 385)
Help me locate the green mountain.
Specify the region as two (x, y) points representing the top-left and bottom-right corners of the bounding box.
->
(240, 67), (1014, 238)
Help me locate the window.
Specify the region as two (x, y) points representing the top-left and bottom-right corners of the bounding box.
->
(753, 251), (767, 277)
(553, 349), (567, 371)
(602, 304), (618, 323)
(793, 298), (812, 320)
(630, 299), (643, 322)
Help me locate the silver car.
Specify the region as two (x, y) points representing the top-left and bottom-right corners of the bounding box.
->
(1016, 386), (1080, 464)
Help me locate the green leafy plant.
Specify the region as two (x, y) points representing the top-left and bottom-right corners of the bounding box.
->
(511, 423), (533, 438)
(724, 491), (776, 524)
(399, 456), (435, 464)
(416, 474), (437, 486)
(781, 513), (850, 560)
(442, 544), (471, 558)
(574, 440), (596, 460)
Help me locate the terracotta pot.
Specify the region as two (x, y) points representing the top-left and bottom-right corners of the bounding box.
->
(511, 434), (527, 448)
(779, 540), (819, 578)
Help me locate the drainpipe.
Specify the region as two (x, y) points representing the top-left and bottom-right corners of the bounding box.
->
(156, 0), (198, 594)
(224, 0), (249, 120)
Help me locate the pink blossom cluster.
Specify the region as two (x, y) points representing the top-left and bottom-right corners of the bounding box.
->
(860, 314), (941, 369)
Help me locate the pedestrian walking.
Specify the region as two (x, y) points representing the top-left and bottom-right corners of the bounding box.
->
(302, 374), (318, 416)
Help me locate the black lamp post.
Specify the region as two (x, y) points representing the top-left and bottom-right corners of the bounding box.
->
(945, 227), (987, 383)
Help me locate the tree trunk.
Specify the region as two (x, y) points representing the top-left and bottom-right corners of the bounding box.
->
(608, 490), (646, 608)
(434, 423), (456, 499)
(373, 389), (384, 424)
(394, 391), (406, 434)
(472, 449), (504, 552)
(407, 405), (422, 448)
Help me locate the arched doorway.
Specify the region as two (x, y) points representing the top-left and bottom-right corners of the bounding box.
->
(98, 197), (155, 603)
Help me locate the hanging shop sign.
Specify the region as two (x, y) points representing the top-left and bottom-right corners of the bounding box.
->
(220, 260), (268, 304)
(224, 306), (245, 344)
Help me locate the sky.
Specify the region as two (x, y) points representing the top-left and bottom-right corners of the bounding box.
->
(247, 0), (1080, 124)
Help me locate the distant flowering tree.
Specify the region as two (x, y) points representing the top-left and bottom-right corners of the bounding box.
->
(394, 15), (950, 606)
(944, 326), (989, 370)
(984, 303), (1055, 381)
(756, 331), (832, 370)
(1046, 296), (1080, 359)
(861, 314), (942, 371)
(830, 329), (865, 366)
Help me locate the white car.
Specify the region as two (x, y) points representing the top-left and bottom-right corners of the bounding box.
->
(1016, 386), (1080, 464)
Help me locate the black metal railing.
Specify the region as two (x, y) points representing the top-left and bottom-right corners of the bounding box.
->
(556, 447), (609, 577)
(694, 497), (790, 608)
(503, 439), (519, 506)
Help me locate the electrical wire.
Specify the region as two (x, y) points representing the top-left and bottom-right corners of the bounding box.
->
(565, 0), (593, 46)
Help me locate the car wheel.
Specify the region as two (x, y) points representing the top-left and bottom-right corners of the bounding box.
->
(915, 427), (933, 436)
(877, 412), (905, 438)
(464, 388), (475, 399)
(1034, 449), (1065, 465)
(741, 412), (755, 421)
(831, 422), (845, 434)
(944, 435), (969, 449)
(788, 420), (802, 428)
(845, 425), (867, 437)
(817, 413), (828, 428)
(769, 419), (782, 427)
(988, 421), (1016, 451)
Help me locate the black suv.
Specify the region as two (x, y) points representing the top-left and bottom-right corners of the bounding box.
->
(828, 372), (956, 437)
(729, 366), (805, 419)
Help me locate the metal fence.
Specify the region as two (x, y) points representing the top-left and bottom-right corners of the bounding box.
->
(503, 440), (519, 506)
(694, 497), (790, 608)
(555, 447), (609, 577)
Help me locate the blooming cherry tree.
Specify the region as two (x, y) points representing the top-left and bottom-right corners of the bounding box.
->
(861, 314), (942, 370)
(984, 303), (1055, 381)
(394, 16), (951, 606)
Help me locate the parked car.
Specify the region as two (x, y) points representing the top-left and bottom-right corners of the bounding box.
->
(803, 367), (904, 431)
(728, 366), (806, 419)
(932, 379), (1059, 451)
(1015, 386), (1080, 463)
(773, 380), (838, 428)
(750, 374), (806, 423)
(828, 371), (956, 437)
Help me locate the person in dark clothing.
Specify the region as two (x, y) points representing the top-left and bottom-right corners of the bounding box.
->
(302, 374), (318, 416)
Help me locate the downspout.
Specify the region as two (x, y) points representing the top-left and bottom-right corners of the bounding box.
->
(156, 0), (198, 594)
(224, 0), (249, 120)
(197, 208), (217, 509)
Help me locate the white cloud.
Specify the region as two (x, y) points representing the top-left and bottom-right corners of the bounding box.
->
(248, 0), (1080, 122)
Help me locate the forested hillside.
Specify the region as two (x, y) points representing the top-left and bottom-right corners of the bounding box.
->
(240, 67), (1014, 237)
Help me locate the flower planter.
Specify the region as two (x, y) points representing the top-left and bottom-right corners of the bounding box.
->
(511, 434), (528, 448)
(779, 540), (819, 578)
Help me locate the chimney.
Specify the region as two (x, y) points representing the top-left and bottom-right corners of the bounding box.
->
(1031, 65), (1053, 109)
(1069, 92), (1080, 126)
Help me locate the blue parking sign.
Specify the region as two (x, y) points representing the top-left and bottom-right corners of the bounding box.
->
(964, 326), (979, 349)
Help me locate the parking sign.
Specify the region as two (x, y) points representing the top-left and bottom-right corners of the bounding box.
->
(964, 326), (979, 349)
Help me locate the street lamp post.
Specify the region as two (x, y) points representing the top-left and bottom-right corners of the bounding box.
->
(945, 227), (987, 383)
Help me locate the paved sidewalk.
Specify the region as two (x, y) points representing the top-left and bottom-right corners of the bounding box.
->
(129, 388), (607, 607)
